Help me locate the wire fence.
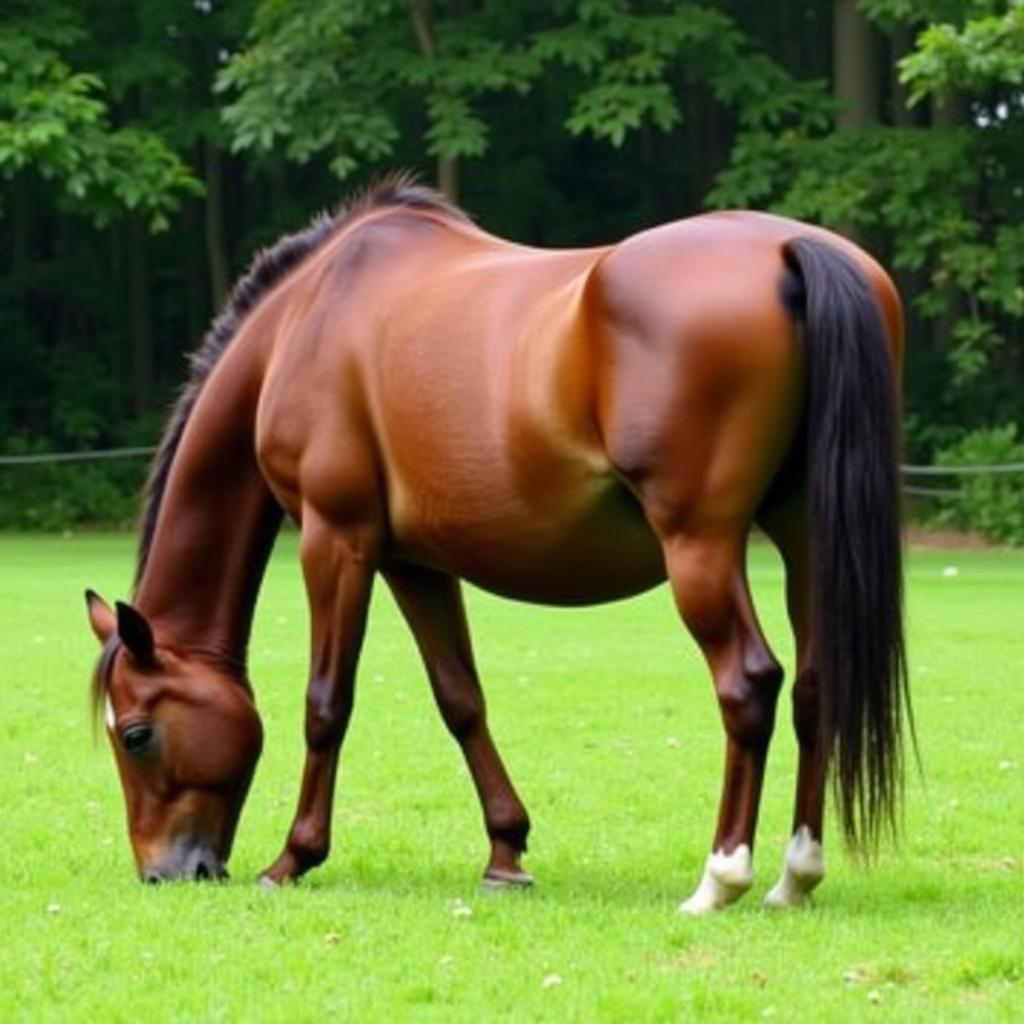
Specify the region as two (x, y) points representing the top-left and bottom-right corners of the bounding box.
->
(900, 461), (1024, 499)
(0, 447), (156, 466)
(901, 461), (1024, 476)
(3, 446), (1023, 488)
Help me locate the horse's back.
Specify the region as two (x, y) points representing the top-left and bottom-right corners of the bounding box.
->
(254, 206), (895, 602)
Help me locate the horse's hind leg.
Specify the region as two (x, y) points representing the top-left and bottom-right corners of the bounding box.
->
(663, 531), (784, 915)
(760, 496), (826, 908)
(383, 563), (533, 888)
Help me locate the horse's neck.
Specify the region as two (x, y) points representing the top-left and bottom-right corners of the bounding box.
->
(134, 343), (281, 672)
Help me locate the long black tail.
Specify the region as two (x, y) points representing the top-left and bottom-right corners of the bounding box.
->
(783, 236), (910, 850)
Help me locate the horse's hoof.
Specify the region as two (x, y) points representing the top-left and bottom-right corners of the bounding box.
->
(762, 827), (824, 909)
(678, 845), (753, 915)
(481, 867), (534, 890)
(257, 859), (299, 887)
(763, 884), (813, 910)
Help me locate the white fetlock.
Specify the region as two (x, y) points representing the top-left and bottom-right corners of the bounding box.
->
(678, 844), (753, 916)
(763, 826), (825, 909)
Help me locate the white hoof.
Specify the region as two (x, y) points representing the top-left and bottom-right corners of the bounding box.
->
(679, 844), (753, 915)
(763, 826), (825, 909)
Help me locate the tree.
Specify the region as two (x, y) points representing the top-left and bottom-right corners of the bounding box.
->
(834, 0), (881, 129)
(217, 1), (830, 203)
(216, 0), (541, 201)
(0, 2), (198, 229)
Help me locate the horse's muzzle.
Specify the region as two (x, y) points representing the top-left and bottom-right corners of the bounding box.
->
(141, 841), (228, 883)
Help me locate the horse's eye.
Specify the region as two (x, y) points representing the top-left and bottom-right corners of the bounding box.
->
(121, 723), (155, 755)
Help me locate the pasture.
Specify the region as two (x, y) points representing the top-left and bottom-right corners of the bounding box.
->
(1, 532), (1021, 1021)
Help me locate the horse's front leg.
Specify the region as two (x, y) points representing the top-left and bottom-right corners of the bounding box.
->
(383, 563), (533, 887)
(664, 532), (784, 915)
(260, 511), (379, 885)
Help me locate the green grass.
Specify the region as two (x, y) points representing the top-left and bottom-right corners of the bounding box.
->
(1, 533), (1022, 1022)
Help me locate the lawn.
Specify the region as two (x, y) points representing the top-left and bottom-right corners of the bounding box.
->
(0, 533), (1021, 1021)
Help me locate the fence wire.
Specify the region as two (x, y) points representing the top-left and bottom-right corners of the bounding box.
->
(901, 462), (1024, 476)
(2, 446), (1024, 479)
(0, 447), (156, 466)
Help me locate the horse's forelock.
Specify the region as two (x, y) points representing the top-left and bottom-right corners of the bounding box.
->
(90, 637), (122, 733)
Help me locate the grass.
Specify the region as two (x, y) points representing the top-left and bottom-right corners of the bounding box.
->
(1, 532), (1022, 1022)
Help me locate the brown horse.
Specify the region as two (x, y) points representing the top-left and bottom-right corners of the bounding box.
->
(86, 178), (909, 912)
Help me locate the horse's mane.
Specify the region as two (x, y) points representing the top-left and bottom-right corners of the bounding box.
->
(133, 173), (467, 592)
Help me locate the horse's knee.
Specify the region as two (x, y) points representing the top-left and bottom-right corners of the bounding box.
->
(791, 669), (819, 749)
(716, 659), (783, 748)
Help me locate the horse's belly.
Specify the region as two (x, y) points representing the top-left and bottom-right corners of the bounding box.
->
(388, 480), (666, 605)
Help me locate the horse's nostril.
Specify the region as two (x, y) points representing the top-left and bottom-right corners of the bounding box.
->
(194, 861), (211, 880)
(143, 870), (163, 885)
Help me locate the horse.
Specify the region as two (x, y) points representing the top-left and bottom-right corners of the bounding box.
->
(86, 176), (910, 912)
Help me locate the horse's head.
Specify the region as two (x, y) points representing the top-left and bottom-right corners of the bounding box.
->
(85, 591), (263, 882)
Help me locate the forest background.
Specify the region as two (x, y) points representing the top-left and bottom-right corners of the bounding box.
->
(1, 0), (1022, 539)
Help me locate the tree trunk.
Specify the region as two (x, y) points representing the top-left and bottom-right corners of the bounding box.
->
(127, 215), (154, 415)
(409, 0), (459, 203)
(203, 136), (230, 309)
(8, 179), (31, 363)
(108, 221), (126, 415)
(437, 157), (458, 204)
(833, 0), (879, 241)
(833, 0), (879, 129)
(185, 196), (206, 345)
(931, 93), (967, 356)
(931, 92), (965, 132)
(889, 24), (916, 127)
(9, 177), (30, 281)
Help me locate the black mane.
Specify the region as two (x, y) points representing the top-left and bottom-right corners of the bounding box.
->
(133, 174), (465, 590)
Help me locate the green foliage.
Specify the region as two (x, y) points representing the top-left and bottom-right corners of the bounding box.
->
(0, 340), (149, 528)
(711, 126), (969, 232)
(929, 425), (1024, 544)
(219, 1), (829, 170)
(538, 3), (708, 146)
(900, 5), (1024, 100)
(218, 0), (539, 177)
(0, 4), (199, 229)
(541, 3), (830, 147)
(0, 453), (143, 530)
(216, 0), (397, 176)
(858, 0), (994, 27)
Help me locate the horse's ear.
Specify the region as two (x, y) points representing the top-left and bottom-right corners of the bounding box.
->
(115, 601), (156, 666)
(85, 590), (116, 644)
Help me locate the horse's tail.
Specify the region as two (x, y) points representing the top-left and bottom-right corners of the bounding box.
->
(782, 236), (910, 851)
